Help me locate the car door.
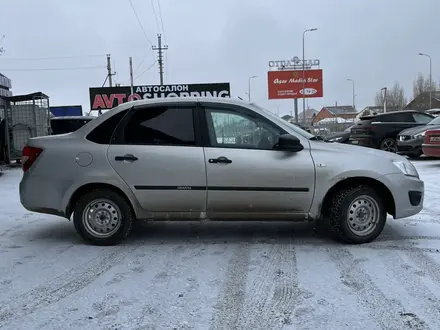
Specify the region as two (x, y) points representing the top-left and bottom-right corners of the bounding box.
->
(200, 103), (315, 219)
(107, 103), (207, 214)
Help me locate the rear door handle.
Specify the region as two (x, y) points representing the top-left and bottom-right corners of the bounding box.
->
(115, 154), (138, 162)
(209, 156), (232, 164)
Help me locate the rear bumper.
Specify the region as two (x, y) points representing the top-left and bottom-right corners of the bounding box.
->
(422, 144), (440, 157)
(381, 173), (424, 219)
(19, 173), (68, 218)
(349, 137), (377, 148)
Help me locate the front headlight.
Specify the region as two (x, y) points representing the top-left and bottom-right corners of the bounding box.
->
(413, 131), (426, 139)
(393, 160), (419, 178)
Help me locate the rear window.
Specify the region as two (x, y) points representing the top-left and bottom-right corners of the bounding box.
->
(86, 110), (128, 144)
(51, 118), (92, 135)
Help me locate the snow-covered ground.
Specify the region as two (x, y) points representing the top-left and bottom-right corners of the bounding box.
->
(1, 161), (440, 330)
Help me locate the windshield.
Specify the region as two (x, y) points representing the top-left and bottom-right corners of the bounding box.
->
(429, 116), (440, 125)
(250, 103), (316, 139)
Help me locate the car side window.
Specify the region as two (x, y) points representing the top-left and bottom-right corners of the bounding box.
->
(412, 113), (433, 124)
(121, 106), (196, 146)
(86, 110), (128, 144)
(205, 108), (281, 150)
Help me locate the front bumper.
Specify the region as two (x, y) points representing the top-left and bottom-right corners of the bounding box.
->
(396, 138), (423, 155)
(381, 173), (424, 219)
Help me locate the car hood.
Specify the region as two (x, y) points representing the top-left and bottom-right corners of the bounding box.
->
(400, 124), (440, 136)
(310, 139), (403, 161)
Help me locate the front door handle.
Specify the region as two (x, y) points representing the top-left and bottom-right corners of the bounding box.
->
(209, 156), (232, 164)
(115, 154), (138, 162)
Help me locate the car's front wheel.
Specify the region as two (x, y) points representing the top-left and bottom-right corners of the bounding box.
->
(327, 185), (386, 244)
(73, 189), (133, 246)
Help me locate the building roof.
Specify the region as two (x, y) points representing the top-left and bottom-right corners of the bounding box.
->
(323, 105), (357, 115)
(298, 108), (318, 118)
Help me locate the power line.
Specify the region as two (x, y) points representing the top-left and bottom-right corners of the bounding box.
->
(135, 60), (157, 80)
(157, 0), (166, 40)
(0, 66), (106, 72)
(151, 0), (161, 33)
(0, 54), (106, 61)
(128, 0), (153, 46)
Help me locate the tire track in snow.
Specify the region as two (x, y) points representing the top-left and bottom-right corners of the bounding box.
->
(378, 250), (437, 329)
(235, 238), (303, 330)
(0, 242), (142, 328)
(209, 241), (252, 330)
(329, 247), (424, 330)
(404, 250), (440, 286)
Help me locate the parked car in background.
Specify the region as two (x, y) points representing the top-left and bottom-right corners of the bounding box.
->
(426, 109), (440, 117)
(397, 115), (440, 158)
(349, 110), (434, 152)
(422, 129), (440, 157)
(324, 125), (354, 144)
(50, 116), (94, 135)
(20, 97), (424, 247)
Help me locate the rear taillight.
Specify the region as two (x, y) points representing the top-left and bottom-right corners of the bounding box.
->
(22, 146), (43, 172)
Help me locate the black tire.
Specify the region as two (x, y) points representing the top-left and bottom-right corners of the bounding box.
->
(73, 189), (134, 246)
(327, 185), (386, 244)
(379, 138), (397, 153)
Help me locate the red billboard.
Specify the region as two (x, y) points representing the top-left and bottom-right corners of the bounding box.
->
(268, 69), (323, 100)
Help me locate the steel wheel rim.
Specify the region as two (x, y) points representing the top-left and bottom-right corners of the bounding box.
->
(381, 140), (396, 152)
(346, 195), (380, 237)
(82, 198), (122, 238)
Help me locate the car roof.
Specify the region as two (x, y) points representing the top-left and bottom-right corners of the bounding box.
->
(51, 116), (95, 121)
(114, 96), (251, 110)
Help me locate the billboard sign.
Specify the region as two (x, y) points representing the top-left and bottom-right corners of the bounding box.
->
(268, 56), (320, 71)
(267, 69), (323, 100)
(89, 83), (231, 110)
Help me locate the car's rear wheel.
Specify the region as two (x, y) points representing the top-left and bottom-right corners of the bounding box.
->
(73, 189), (133, 246)
(327, 185), (386, 244)
(379, 138), (397, 153)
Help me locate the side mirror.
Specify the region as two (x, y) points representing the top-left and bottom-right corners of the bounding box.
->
(277, 134), (304, 152)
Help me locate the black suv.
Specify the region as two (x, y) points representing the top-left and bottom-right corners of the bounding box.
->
(349, 110), (434, 152)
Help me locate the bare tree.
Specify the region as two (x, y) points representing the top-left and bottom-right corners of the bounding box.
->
(374, 82), (407, 110)
(413, 72), (438, 98)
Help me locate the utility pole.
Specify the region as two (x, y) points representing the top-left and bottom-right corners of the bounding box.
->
(129, 57), (134, 96)
(347, 78), (355, 110)
(302, 28), (318, 125)
(0, 34), (5, 56)
(106, 54), (115, 87)
(418, 53), (432, 109)
(152, 34), (168, 85)
(248, 75), (257, 102)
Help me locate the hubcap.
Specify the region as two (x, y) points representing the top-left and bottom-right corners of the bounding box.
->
(82, 198), (122, 238)
(347, 195), (380, 236)
(381, 140), (396, 152)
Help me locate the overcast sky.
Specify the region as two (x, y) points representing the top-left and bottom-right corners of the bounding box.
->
(0, 0), (438, 115)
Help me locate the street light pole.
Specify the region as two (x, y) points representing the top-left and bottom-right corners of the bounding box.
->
(248, 75), (257, 102)
(381, 87), (387, 113)
(418, 52), (432, 109)
(347, 78), (355, 110)
(302, 28), (318, 125)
